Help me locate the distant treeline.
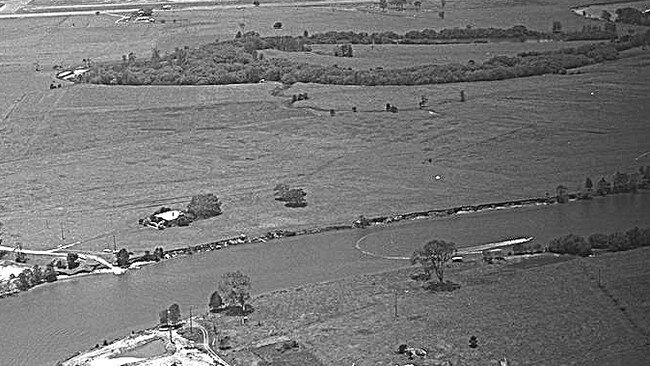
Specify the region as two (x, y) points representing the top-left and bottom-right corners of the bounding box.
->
(548, 226), (650, 256)
(305, 25), (617, 44)
(75, 29), (650, 87)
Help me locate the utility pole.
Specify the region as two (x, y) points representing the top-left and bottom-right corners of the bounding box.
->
(60, 222), (65, 241)
(113, 235), (117, 252)
(394, 290), (398, 319)
(598, 268), (602, 287)
(168, 310), (173, 344)
(189, 306), (193, 332)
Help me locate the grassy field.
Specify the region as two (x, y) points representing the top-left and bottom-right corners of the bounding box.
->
(201, 248), (650, 365)
(262, 40), (598, 70)
(0, 0), (649, 255)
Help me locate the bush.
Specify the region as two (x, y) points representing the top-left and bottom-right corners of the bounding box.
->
(547, 234), (591, 256)
(186, 193), (222, 219)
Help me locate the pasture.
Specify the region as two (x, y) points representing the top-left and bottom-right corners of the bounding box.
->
(0, 0), (648, 254)
(263, 40), (598, 69)
(209, 247), (650, 365)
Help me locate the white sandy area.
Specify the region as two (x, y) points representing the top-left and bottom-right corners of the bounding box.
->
(0, 261), (29, 282)
(89, 357), (144, 366)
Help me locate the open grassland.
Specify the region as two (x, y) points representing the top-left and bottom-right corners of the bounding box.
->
(262, 40), (599, 70)
(205, 248), (650, 365)
(0, 0), (649, 253)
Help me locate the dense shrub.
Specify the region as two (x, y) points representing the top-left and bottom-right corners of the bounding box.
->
(547, 234), (591, 256)
(548, 227), (650, 256)
(186, 193), (222, 219)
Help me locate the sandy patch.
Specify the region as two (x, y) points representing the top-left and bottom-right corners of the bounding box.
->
(0, 261), (29, 282)
(89, 357), (143, 366)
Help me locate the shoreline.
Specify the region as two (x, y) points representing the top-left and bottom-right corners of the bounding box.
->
(1, 189), (646, 299)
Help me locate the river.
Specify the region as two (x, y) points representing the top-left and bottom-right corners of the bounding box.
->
(0, 193), (648, 366)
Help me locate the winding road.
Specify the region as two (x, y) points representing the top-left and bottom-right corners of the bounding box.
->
(184, 317), (231, 366)
(0, 244), (126, 274)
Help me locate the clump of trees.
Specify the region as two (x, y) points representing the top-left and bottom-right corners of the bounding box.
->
(209, 290), (224, 312)
(159, 303), (182, 328)
(274, 184), (308, 208)
(186, 193), (223, 219)
(546, 227), (650, 256)
(411, 240), (458, 291)
(583, 167), (649, 197)
(115, 248), (131, 268)
(217, 271), (252, 314)
(139, 193), (222, 230)
(334, 44), (353, 57)
(67, 252), (80, 269)
(5, 264), (57, 293)
(615, 7), (650, 26)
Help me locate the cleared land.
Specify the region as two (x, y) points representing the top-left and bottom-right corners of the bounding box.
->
(202, 248), (650, 365)
(0, 0), (649, 257)
(262, 40), (598, 70)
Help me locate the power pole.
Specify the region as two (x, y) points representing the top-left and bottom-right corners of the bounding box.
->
(113, 235), (117, 252)
(598, 268), (602, 287)
(168, 310), (173, 344)
(60, 222), (65, 241)
(189, 306), (193, 332)
(394, 290), (398, 319)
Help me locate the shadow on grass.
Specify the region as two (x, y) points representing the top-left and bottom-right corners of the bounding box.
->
(424, 281), (461, 293)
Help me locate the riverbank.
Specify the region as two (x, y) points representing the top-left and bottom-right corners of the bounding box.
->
(61, 246), (650, 365)
(1, 187), (645, 300)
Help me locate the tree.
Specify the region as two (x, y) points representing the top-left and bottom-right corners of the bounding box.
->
(547, 234), (591, 256)
(596, 177), (611, 195)
(556, 184), (568, 203)
(159, 309), (169, 326)
(209, 291), (224, 312)
(601, 10), (612, 22)
(32, 265), (43, 284)
(218, 271), (251, 310)
(16, 271), (31, 291)
(410, 240), (456, 283)
(389, 0), (406, 11)
(552, 21), (562, 33)
(379, 0), (387, 11)
(67, 252), (80, 269)
(612, 171), (630, 193)
(153, 247), (165, 260)
(43, 263), (58, 282)
(585, 177), (593, 191)
(116, 248), (130, 268)
(414, 1), (421, 11)
(168, 303), (181, 325)
(15, 250), (27, 263)
(186, 193), (222, 219)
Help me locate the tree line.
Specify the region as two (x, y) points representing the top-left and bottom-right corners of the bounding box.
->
(75, 28), (649, 87)
(0, 263), (58, 295)
(548, 226), (650, 257)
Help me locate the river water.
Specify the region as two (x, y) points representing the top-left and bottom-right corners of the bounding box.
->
(0, 193), (648, 366)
